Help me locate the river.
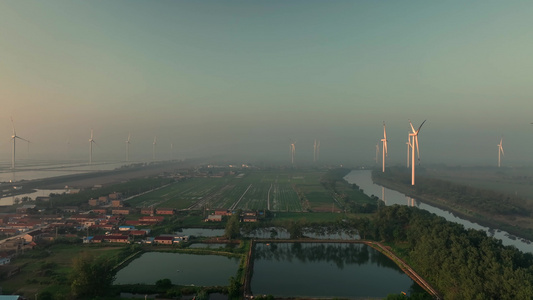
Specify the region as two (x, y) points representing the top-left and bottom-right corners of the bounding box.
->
(344, 170), (532, 253)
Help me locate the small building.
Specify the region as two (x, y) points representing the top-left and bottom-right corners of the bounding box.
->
(243, 216), (258, 223)
(112, 208), (132, 215)
(88, 198), (99, 206)
(214, 209), (231, 216)
(141, 207), (155, 215)
(119, 226), (135, 231)
(60, 206), (79, 213)
(154, 236), (174, 245)
(23, 229), (43, 243)
(156, 208), (175, 215)
(92, 208), (107, 214)
(206, 215), (222, 222)
(109, 192), (122, 200)
(111, 200), (123, 207)
(91, 235), (130, 243)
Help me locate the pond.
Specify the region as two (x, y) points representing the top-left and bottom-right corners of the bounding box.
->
(114, 252), (240, 286)
(251, 242), (422, 299)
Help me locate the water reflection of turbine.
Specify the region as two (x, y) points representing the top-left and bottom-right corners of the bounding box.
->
(381, 186), (386, 205)
(406, 197), (415, 207)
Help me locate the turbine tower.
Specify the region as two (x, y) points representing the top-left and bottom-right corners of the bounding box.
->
(152, 136), (157, 161)
(289, 140), (296, 165)
(10, 118), (30, 169)
(89, 129), (96, 164)
(125, 133), (131, 161)
(381, 122), (388, 172)
(408, 120), (426, 185)
(313, 139), (320, 163)
(497, 138), (505, 167)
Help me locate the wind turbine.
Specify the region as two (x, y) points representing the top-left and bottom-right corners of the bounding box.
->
(409, 120), (426, 185)
(289, 140), (296, 165)
(10, 118), (30, 169)
(170, 142), (174, 160)
(125, 133), (131, 161)
(497, 138), (505, 167)
(89, 129), (96, 164)
(313, 139), (320, 163)
(381, 122), (388, 172)
(152, 136), (157, 161)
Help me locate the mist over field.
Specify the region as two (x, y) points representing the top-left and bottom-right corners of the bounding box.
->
(1, 1), (532, 167)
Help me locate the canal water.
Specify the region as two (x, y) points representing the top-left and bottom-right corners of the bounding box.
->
(114, 252), (240, 286)
(251, 242), (419, 299)
(344, 170), (532, 253)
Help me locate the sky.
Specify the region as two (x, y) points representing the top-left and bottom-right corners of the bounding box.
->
(1, 1), (533, 166)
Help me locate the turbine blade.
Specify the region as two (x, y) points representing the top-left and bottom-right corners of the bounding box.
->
(415, 136), (420, 161)
(417, 120), (427, 133)
(10, 117), (16, 136)
(409, 120), (415, 133)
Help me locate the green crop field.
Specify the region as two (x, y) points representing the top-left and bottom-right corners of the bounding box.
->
(124, 169), (368, 213)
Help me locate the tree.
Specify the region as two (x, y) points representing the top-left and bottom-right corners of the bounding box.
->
(156, 278), (172, 289)
(70, 252), (116, 298)
(225, 213), (241, 239)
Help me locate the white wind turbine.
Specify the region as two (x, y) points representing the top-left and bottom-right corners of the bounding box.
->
(313, 139), (320, 163)
(497, 138), (505, 167)
(289, 140), (296, 165)
(10, 118), (30, 169)
(409, 120), (426, 185)
(125, 133), (131, 161)
(152, 136), (157, 161)
(89, 129), (96, 164)
(381, 122), (388, 172)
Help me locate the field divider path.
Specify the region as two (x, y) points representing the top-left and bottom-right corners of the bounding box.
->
(230, 184), (252, 210)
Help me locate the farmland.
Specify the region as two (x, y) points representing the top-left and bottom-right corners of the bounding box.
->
(125, 169), (352, 213)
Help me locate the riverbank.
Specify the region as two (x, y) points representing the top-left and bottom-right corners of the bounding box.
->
(372, 175), (533, 243)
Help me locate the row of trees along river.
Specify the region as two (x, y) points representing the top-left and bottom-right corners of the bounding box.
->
(371, 166), (533, 242)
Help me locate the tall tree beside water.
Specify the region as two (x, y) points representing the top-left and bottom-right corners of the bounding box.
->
(225, 213), (241, 239)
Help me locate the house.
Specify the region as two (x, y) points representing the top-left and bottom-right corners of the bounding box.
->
(128, 230), (147, 237)
(156, 208), (175, 215)
(154, 236), (174, 245)
(109, 192), (122, 200)
(139, 216), (164, 224)
(23, 230), (43, 243)
(243, 216), (258, 223)
(214, 209), (232, 216)
(60, 206), (79, 213)
(206, 215), (222, 222)
(119, 226), (135, 231)
(141, 207), (154, 215)
(88, 198), (99, 206)
(92, 208), (107, 214)
(91, 235), (130, 243)
(111, 200), (123, 207)
(111, 208), (132, 215)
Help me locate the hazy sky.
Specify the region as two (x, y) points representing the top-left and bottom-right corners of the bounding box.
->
(1, 1), (532, 166)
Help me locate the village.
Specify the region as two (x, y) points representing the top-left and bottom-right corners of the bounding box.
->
(0, 188), (260, 276)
